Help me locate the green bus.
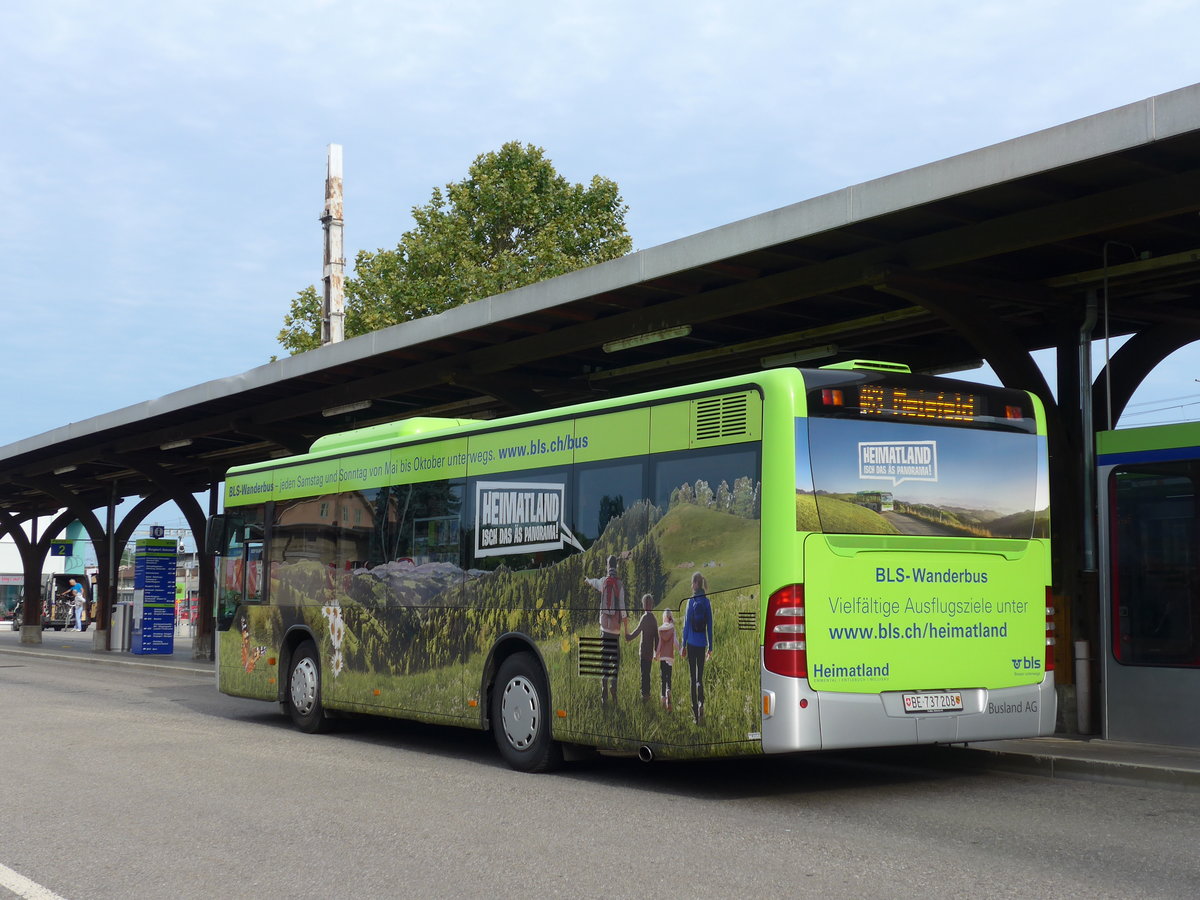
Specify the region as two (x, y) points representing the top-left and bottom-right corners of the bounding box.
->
(211, 361), (1055, 770)
(853, 491), (894, 513)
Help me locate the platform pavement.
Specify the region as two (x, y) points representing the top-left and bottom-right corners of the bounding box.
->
(3, 624), (1200, 790)
(0, 620), (213, 678)
(956, 736), (1200, 790)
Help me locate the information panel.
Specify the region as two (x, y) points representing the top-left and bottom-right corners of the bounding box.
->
(131, 539), (176, 655)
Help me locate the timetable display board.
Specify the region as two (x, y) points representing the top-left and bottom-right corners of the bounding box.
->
(131, 539), (176, 655)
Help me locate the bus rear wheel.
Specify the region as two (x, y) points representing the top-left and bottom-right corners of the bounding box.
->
(491, 652), (562, 773)
(287, 640), (331, 734)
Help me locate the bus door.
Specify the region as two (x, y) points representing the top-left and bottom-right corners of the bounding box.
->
(213, 518), (264, 627)
(209, 510), (276, 699)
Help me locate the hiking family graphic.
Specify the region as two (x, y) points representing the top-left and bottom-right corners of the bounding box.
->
(587, 558), (715, 725)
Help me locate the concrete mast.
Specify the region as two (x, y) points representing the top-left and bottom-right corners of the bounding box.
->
(320, 144), (345, 345)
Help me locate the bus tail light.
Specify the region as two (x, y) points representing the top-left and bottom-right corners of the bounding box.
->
(764, 584), (807, 678)
(1045, 588), (1056, 672)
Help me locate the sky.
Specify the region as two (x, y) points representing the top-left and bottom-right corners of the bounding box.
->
(1, 0), (1199, 504)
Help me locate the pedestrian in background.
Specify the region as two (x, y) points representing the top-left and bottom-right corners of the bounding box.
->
(65, 578), (85, 631)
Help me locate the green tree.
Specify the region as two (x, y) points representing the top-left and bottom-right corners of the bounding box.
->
(278, 285), (323, 355)
(278, 141), (632, 354)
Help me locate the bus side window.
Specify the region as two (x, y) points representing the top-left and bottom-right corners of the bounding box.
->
(243, 541), (264, 604)
(651, 445), (761, 514)
(575, 460), (646, 548)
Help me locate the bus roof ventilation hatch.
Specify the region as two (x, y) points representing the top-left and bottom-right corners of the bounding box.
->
(310, 417), (468, 454)
(820, 359), (912, 374)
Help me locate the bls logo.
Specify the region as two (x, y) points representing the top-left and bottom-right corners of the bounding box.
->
(1011, 656), (1042, 671)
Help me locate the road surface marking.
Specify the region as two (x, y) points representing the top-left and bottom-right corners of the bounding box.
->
(0, 862), (69, 900)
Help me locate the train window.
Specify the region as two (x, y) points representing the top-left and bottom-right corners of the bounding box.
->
(1109, 462), (1200, 667)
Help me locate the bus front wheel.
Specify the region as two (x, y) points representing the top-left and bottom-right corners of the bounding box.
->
(491, 652), (562, 773)
(287, 640), (331, 734)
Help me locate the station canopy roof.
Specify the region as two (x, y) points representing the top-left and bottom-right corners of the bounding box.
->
(3, 84), (1200, 520)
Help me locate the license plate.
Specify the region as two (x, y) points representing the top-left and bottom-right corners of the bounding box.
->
(902, 692), (963, 713)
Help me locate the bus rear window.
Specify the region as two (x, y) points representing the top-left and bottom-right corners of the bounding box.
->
(797, 417), (1049, 539)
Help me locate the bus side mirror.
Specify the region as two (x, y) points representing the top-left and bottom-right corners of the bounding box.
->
(206, 515), (230, 556)
(206, 514), (256, 555)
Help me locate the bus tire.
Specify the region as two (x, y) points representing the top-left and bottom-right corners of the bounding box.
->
(491, 652), (562, 773)
(286, 640), (330, 734)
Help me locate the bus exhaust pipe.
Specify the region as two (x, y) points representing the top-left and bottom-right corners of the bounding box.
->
(638, 745), (655, 763)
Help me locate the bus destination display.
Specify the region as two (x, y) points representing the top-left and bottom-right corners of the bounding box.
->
(858, 385), (980, 422)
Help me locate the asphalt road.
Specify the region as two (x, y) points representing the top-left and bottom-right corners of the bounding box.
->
(1, 654), (1197, 900)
